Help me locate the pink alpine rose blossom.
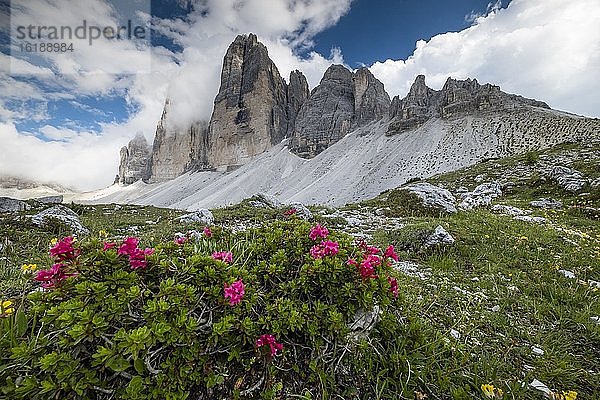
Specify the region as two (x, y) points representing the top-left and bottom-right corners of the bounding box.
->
(347, 258), (358, 266)
(34, 263), (77, 288)
(384, 245), (399, 262)
(256, 334), (284, 356)
(174, 235), (187, 245)
(309, 224), (329, 241)
(321, 240), (339, 256)
(388, 277), (399, 298)
(103, 242), (117, 251)
(224, 279), (245, 306)
(118, 237), (139, 256)
(203, 226), (212, 238)
(49, 236), (79, 261)
(212, 251), (233, 264)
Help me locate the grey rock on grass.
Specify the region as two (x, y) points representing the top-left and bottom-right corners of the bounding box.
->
(424, 225), (455, 247)
(179, 209), (214, 225)
(0, 197), (28, 213)
(402, 182), (457, 213)
(31, 205), (89, 235)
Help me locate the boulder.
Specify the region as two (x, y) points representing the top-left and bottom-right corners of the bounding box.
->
(548, 166), (586, 192)
(0, 197), (27, 213)
(36, 195), (63, 204)
(348, 305), (382, 340)
(529, 198), (563, 209)
(458, 182), (502, 210)
(513, 215), (548, 224)
(402, 183), (457, 213)
(31, 205), (89, 234)
(424, 225), (455, 247)
(179, 209), (214, 225)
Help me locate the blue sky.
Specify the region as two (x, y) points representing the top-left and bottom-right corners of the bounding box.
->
(1, 0), (599, 189)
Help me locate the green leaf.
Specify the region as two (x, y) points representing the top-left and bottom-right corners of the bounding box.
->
(134, 358), (145, 374)
(107, 356), (130, 372)
(15, 310), (28, 337)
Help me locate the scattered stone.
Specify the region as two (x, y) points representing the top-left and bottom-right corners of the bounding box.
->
(529, 198), (563, 209)
(591, 316), (600, 324)
(31, 205), (89, 235)
(491, 305), (500, 312)
(450, 329), (461, 340)
(558, 270), (576, 279)
(424, 225), (455, 248)
(548, 165), (587, 192)
(402, 183), (457, 213)
(459, 181), (502, 210)
(288, 202), (313, 220)
(36, 195), (63, 204)
(513, 215), (548, 224)
(178, 209), (214, 225)
(588, 280), (600, 289)
(0, 197), (28, 213)
(529, 379), (552, 396)
(348, 305), (382, 340)
(491, 204), (531, 216)
(393, 261), (430, 280)
(531, 346), (544, 356)
(254, 193), (284, 209)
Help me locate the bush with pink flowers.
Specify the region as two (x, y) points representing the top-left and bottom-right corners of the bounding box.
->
(0, 219), (412, 399)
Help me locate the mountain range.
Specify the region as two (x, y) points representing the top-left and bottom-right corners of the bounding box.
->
(88, 33), (600, 208)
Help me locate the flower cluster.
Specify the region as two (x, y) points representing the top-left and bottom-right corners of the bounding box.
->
(21, 263), (38, 273)
(256, 334), (284, 356)
(224, 279), (245, 306)
(49, 236), (80, 261)
(35, 263), (77, 289)
(116, 237), (155, 270)
(283, 208), (297, 217)
(212, 251), (233, 264)
(481, 384), (504, 399)
(174, 234), (188, 245)
(309, 223), (329, 240)
(1, 300), (14, 317)
(551, 390), (578, 400)
(353, 241), (400, 298)
(388, 277), (399, 298)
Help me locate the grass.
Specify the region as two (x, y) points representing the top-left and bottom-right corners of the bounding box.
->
(1, 142), (599, 398)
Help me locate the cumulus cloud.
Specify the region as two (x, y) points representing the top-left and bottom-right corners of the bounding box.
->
(369, 0), (600, 117)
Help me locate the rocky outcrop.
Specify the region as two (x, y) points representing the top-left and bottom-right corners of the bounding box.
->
(116, 133), (151, 185)
(401, 183), (457, 213)
(31, 205), (89, 234)
(547, 166), (587, 192)
(286, 70), (310, 136)
(388, 75), (550, 133)
(207, 33), (289, 170)
(290, 65), (390, 158)
(0, 197), (27, 213)
(147, 100), (209, 183)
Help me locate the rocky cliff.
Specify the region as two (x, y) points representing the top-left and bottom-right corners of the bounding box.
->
(146, 99), (209, 183)
(206, 33), (290, 170)
(115, 132), (151, 185)
(388, 75), (549, 133)
(290, 65), (390, 158)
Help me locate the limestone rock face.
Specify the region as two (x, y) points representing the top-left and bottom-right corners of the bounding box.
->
(286, 70), (310, 136)
(389, 75), (550, 133)
(148, 100), (209, 182)
(354, 67), (391, 127)
(116, 133), (151, 185)
(401, 183), (457, 214)
(290, 65), (389, 158)
(207, 33), (289, 169)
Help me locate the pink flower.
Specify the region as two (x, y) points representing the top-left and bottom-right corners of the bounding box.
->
(358, 240), (380, 256)
(174, 235), (187, 245)
(103, 242), (117, 251)
(384, 245), (399, 262)
(284, 208), (297, 217)
(49, 236), (79, 261)
(388, 277), (399, 298)
(118, 237), (139, 256)
(322, 240), (339, 256)
(309, 224), (329, 241)
(310, 245), (324, 259)
(34, 263), (77, 288)
(203, 226), (212, 238)
(256, 334), (284, 357)
(212, 251), (233, 264)
(224, 279), (245, 306)
(359, 255), (380, 279)
(347, 258), (358, 266)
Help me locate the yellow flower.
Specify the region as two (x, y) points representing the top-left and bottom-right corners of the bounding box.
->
(481, 384), (503, 399)
(552, 391), (577, 400)
(1, 300), (12, 309)
(1, 300), (14, 316)
(98, 230), (109, 238)
(50, 238), (58, 246)
(21, 263), (38, 272)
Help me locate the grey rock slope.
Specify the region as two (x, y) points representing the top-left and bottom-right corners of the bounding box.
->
(389, 75), (549, 133)
(116, 132), (151, 185)
(207, 33), (290, 169)
(290, 65), (390, 158)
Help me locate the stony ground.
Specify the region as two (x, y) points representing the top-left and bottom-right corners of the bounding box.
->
(1, 142), (599, 399)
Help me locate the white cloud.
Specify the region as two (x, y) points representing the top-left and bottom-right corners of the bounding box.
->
(369, 0), (600, 117)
